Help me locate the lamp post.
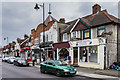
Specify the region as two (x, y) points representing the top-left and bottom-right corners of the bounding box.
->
(34, 3), (45, 43)
(34, 3), (46, 64)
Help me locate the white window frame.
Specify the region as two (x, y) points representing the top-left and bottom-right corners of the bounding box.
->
(63, 33), (67, 41)
(71, 31), (77, 38)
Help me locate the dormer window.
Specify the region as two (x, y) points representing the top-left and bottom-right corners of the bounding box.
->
(83, 29), (91, 39)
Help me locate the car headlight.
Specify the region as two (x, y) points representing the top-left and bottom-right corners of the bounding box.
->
(74, 68), (77, 71)
(18, 61), (22, 63)
(64, 69), (69, 71)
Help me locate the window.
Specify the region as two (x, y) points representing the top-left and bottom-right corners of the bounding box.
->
(63, 33), (67, 41)
(71, 32), (76, 38)
(83, 29), (91, 39)
(34, 38), (39, 44)
(97, 26), (105, 37)
(73, 32), (76, 38)
(79, 46), (98, 63)
(46, 34), (48, 42)
(80, 31), (82, 40)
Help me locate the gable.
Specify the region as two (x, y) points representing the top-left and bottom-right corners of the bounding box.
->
(72, 19), (89, 32)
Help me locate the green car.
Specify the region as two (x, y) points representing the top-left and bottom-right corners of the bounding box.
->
(40, 60), (77, 77)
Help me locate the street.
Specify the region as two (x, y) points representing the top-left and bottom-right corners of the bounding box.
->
(1, 61), (105, 80)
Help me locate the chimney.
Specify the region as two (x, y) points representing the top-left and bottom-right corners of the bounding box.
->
(92, 4), (101, 14)
(59, 18), (65, 23)
(31, 29), (35, 34)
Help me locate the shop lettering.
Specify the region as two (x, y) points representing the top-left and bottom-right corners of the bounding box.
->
(76, 40), (90, 44)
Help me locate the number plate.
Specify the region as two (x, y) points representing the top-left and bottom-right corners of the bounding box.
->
(70, 71), (75, 73)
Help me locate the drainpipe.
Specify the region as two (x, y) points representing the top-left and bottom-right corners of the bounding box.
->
(117, 24), (119, 62)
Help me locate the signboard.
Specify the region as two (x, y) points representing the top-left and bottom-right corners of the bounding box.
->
(69, 39), (99, 47)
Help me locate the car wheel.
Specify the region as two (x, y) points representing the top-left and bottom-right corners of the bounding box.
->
(40, 67), (45, 73)
(56, 70), (61, 77)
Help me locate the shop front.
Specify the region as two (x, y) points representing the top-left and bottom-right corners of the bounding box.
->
(20, 47), (31, 61)
(69, 38), (106, 69)
(31, 45), (41, 63)
(53, 42), (70, 61)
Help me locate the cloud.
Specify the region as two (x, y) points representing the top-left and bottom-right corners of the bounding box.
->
(2, 2), (118, 46)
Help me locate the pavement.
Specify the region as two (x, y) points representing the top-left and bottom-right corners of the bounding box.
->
(29, 62), (120, 79)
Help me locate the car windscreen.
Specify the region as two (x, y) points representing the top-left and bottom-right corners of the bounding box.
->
(54, 61), (67, 66)
(10, 57), (15, 59)
(5, 55), (9, 57)
(17, 58), (25, 60)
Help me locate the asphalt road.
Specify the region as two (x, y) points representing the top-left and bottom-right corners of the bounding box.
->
(1, 61), (107, 80)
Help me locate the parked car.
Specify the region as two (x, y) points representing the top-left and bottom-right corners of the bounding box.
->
(0, 54), (2, 58)
(2, 55), (10, 62)
(40, 60), (77, 77)
(7, 57), (16, 64)
(13, 58), (29, 66)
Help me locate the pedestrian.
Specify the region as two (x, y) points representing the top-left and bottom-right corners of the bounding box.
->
(43, 55), (45, 61)
(32, 56), (35, 66)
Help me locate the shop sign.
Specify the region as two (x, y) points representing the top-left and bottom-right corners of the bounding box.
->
(99, 38), (106, 45)
(69, 39), (99, 47)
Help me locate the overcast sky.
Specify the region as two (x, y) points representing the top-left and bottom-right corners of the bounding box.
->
(1, 1), (119, 46)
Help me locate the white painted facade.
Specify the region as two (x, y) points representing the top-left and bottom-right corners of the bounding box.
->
(40, 22), (58, 43)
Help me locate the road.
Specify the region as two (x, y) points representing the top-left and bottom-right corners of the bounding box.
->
(1, 61), (107, 80)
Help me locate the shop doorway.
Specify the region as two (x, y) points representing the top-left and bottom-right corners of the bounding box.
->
(73, 47), (78, 65)
(59, 48), (69, 61)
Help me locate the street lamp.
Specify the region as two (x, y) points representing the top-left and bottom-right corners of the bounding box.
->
(4, 37), (9, 45)
(34, 3), (45, 43)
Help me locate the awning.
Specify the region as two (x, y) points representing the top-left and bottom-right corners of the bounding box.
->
(24, 47), (30, 50)
(53, 42), (70, 50)
(20, 49), (24, 52)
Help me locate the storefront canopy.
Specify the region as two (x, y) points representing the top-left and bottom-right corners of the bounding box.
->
(53, 42), (70, 50)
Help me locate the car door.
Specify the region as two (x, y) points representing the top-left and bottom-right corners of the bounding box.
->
(41, 61), (47, 71)
(47, 61), (56, 73)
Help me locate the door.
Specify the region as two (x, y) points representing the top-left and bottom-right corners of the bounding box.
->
(73, 47), (78, 65)
(47, 61), (55, 73)
(104, 46), (106, 69)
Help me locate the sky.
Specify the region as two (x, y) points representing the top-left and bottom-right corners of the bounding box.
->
(1, 0), (120, 47)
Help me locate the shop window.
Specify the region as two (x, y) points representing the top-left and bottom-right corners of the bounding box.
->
(79, 46), (98, 63)
(97, 26), (105, 37)
(83, 29), (91, 39)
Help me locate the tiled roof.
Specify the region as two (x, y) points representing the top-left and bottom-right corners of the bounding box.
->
(82, 10), (120, 27)
(35, 15), (58, 33)
(62, 19), (78, 33)
(36, 20), (55, 33)
(44, 15), (58, 26)
(62, 9), (120, 33)
(17, 38), (25, 43)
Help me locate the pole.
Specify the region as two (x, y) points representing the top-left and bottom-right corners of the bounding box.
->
(43, 3), (45, 43)
(7, 37), (8, 45)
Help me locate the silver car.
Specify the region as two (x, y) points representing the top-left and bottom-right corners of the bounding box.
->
(7, 57), (16, 64)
